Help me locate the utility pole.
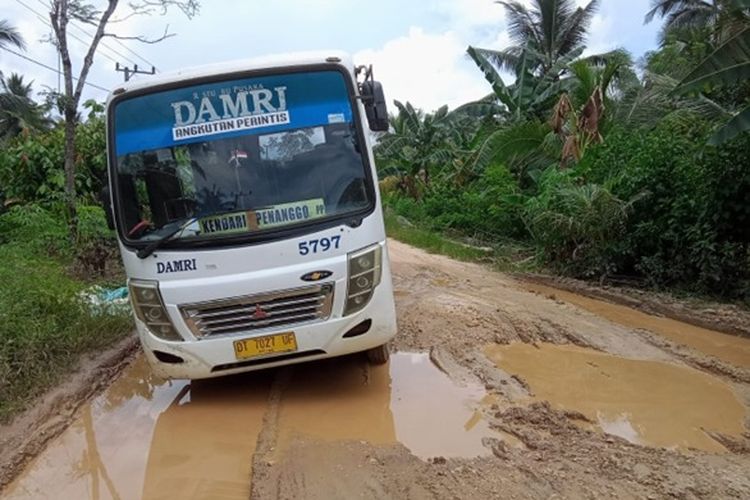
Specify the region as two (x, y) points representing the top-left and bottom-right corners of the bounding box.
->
(115, 62), (156, 82)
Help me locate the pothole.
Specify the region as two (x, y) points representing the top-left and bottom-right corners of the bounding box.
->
(3, 358), (270, 500)
(276, 352), (504, 460)
(485, 342), (747, 453)
(525, 283), (750, 369)
(5, 351), (511, 499)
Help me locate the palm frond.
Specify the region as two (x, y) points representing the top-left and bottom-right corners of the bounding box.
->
(556, 0), (600, 59)
(471, 121), (552, 172)
(497, 1), (544, 48)
(673, 27), (750, 93)
(0, 20), (26, 51)
(709, 104), (750, 144)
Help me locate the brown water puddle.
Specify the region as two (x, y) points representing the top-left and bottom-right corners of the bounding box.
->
(3, 357), (271, 500)
(4, 353), (501, 499)
(526, 283), (750, 368)
(485, 343), (747, 453)
(276, 352), (499, 459)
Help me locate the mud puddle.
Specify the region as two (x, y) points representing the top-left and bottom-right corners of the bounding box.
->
(486, 343), (747, 452)
(3, 357), (271, 500)
(4, 353), (500, 499)
(389, 353), (507, 458)
(276, 352), (499, 459)
(525, 283), (750, 368)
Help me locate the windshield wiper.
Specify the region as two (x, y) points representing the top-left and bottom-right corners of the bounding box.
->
(136, 217), (198, 259)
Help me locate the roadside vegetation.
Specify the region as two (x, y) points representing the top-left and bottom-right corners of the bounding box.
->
(0, 205), (131, 421)
(0, 24), (131, 419)
(376, 0), (750, 303)
(0, 0), (748, 418)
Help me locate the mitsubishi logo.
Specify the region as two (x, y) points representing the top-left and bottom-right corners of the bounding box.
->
(252, 304), (268, 320)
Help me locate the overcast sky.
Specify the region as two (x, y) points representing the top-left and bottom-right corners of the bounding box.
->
(1, 0), (661, 113)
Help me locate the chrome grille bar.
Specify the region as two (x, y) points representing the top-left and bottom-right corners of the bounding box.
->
(180, 283), (334, 338)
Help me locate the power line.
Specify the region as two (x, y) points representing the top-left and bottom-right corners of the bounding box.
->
(13, 0), (125, 65)
(15, 0), (146, 68)
(33, 0), (158, 70)
(0, 46), (109, 92)
(70, 19), (158, 70)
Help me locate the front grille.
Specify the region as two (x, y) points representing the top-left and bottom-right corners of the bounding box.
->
(180, 283), (334, 338)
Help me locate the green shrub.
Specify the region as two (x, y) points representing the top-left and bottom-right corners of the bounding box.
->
(0, 203), (71, 256)
(0, 107), (107, 205)
(0, 202), (129, 420)
(0, 203), (115, 259)
(578, 116), (750, 297)
(0, 244), (131, 420)
(523, 168), (636, 278)
(384, 163), (526, 240)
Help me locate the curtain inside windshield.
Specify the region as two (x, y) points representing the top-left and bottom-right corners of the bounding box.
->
(112, 70), (370, 242)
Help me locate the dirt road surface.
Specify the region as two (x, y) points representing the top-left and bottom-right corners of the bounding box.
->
(3, 240), (750, 499)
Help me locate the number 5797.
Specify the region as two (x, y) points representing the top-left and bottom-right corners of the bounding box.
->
(298, 235), (341, 255)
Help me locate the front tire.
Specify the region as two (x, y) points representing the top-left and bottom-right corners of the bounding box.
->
(366, 343), (390, 365)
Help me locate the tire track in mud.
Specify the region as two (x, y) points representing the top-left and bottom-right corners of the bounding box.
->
(4, 239), (750, 499)
(249, 366), (292, 499)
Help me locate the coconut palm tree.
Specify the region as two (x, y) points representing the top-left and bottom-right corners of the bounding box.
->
(0, 73), (51, 142)
(467, 0), (605, 123)
(645, 0), (750, 43)
(0, 19), (26, 52)
(475, 0), (600, 78)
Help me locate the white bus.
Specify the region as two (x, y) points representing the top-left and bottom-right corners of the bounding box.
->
(103, 52), (397, 379)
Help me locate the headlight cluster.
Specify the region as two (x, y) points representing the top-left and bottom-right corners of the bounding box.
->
(128, 279), (183, 341)
(344, 243), (382, 316)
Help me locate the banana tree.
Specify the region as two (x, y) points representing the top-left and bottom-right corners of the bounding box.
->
(672, 27), (750, 144)
(375, 101), (477, 197)
(466, 45), (579, 122)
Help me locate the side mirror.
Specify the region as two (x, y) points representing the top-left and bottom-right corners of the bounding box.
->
(100, 185), (115, 230)
(361, 80), (389, 132)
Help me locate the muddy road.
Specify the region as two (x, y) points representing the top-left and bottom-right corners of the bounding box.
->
(3, 240), (750, 499)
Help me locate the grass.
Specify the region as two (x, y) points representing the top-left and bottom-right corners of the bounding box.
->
(0, 205), (133, 422)
(384, 211), (492, 262)
(383, 209), (538, 272)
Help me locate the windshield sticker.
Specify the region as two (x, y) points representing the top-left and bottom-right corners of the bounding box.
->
(114, 72), (353, 156)
(171, 87), (290, 142)
(328, 113), (345, 124)
(198, 198), (326, 236)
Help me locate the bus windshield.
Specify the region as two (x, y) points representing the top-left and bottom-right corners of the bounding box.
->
(111, 70), (371, 244)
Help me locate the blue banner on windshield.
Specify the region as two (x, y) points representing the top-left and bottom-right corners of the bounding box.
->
(114, 71), (354, 156)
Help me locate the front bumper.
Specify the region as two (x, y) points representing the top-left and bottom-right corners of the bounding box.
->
(136, 283), (397, 379)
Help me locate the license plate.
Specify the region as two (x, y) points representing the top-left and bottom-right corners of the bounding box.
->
(233, 332), (297, 360)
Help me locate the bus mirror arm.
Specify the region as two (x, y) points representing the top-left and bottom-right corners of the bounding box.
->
(356, 66), (389, 132)
(360, 80), (389, 132)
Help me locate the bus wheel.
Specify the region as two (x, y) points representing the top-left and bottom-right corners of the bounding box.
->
(366, 343), (390, 365)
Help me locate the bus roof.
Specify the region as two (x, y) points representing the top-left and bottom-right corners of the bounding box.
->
(106, 50), (354, 100)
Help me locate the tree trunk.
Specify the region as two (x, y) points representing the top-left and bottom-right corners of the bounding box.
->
(63, 105), (78, 240)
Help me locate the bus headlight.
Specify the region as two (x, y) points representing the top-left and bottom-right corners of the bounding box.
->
(344, 243), (382, 316)
(128, 279), (183, 341)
